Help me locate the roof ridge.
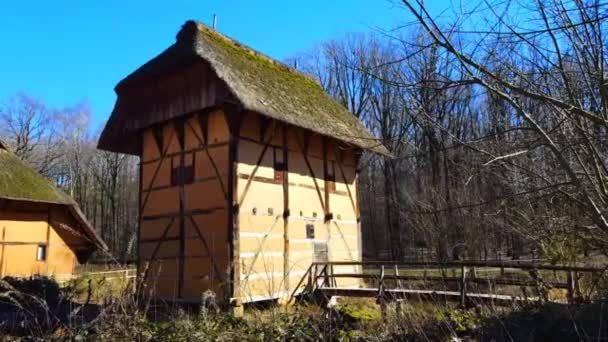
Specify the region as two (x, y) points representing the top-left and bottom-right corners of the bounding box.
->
(178, 20), (317, 84)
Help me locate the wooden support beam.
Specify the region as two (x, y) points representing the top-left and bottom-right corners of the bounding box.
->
(137, 135), (143, 279)
(141, 206), (224, 221)
(237, 121), (277, 206)
(0, 228), (5, 277)
(141, 142), (229, 165)
(294, 133), (326, 214)
(173, 118), (186, 151)
(140, 128), (175, 214)
(225, 108), (243, 314)
(177, 118), (186, 299)
(334, 147), (358, 217)
(141, 217), (175, 282)
(282, 124), (290, 297)
(152, 125), (164, 156)
(188, 215), (224, 281)
(322, 137), (331, 220)
(197, 111), (209, 146)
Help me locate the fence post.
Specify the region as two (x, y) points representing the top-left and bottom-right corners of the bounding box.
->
(394, 264), (402, 288)
(378, 265), (387, 321)
(567, 270), (575, 304)
(460, 264), (468, 308)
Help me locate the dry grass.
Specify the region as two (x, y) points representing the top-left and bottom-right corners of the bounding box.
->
(0, 273), (606, 340)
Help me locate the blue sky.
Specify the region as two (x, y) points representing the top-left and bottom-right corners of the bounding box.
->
(0, 1), (427, 131)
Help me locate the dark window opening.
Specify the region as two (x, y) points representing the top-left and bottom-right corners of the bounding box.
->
(274, 162), (286, 183)
(36, 245), (47, 261)
(326, 161), (336, 192)
(273, 147), (286, 183)
(306, 224), (315, 239)
(171, 165), (194, 186)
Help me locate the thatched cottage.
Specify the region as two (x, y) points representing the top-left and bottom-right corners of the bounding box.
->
(98, 20), (389, 310)
(0, 140), (106, 280)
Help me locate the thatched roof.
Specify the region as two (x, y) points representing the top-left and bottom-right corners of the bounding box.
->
(99, 20), (390, 156)
(0, 148), (74, 205)
(0, 143), (107, 257)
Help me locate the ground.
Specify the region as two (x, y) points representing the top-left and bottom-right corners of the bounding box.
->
(0, 271), (606, 341)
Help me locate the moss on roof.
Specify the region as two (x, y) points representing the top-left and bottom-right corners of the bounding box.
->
(0, 148), (74, 204)
(188, 21), (390, 156)
(100, 20), (390, 156)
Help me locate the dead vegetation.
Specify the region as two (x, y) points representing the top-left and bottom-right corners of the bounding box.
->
(0, 273), (605, 341)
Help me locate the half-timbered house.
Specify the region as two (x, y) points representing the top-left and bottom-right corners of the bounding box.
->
(0, 140), (106, 280)
(98, 20), (390, 310)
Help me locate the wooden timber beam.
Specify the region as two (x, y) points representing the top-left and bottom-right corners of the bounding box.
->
(282, 124), (290, 295)
(197, 110), (209, 146)
(188, 215), (224, 281)
(141, 217), (175, 282)
(322, 137), (332, 221)
(0, 228), (5, 277)
(173, 118), (186, 299)
(140, 142), (228, 165)
(152, 125), (164, 156)
(137, 134), (143, 279)
(294, 132), (326, 214)
(185, 117), (228, 200)
(333, 146), (358, 218)
(225, 107), (244, 312)
(237, 121), (277, 206)
(140, 128), (175, 214)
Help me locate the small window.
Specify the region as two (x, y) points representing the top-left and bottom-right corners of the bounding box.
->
(306, 224), (315, 239)
(273, 147), (286, 183)
(274, 162), (286, 183)
(171, 165), (194, 186)
(36, 245), (47, 261)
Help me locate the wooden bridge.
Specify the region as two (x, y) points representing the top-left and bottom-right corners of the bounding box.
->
(289, 260), (607, 310)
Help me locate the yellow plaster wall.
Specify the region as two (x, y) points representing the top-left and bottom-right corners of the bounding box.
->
(139, 110), (230, 301)
(236, 112), (362, 301)
(0, 203), (80, 280)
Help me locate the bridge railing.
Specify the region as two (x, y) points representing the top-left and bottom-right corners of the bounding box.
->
(290, 260), (608, 307)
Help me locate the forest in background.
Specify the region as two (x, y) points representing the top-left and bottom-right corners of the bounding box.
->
(1, 0), (607, 265)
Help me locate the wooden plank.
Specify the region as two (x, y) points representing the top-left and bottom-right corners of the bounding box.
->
(310, 261), (607, 273)
(323, 273), (569, 288)
(314, 287), (538, 304)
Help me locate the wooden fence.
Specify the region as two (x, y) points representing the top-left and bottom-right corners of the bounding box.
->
(290, 260), (608, 311)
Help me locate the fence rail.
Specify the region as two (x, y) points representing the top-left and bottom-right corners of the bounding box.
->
(80, 268), (137, 280)
(290, 260), (608, 314)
